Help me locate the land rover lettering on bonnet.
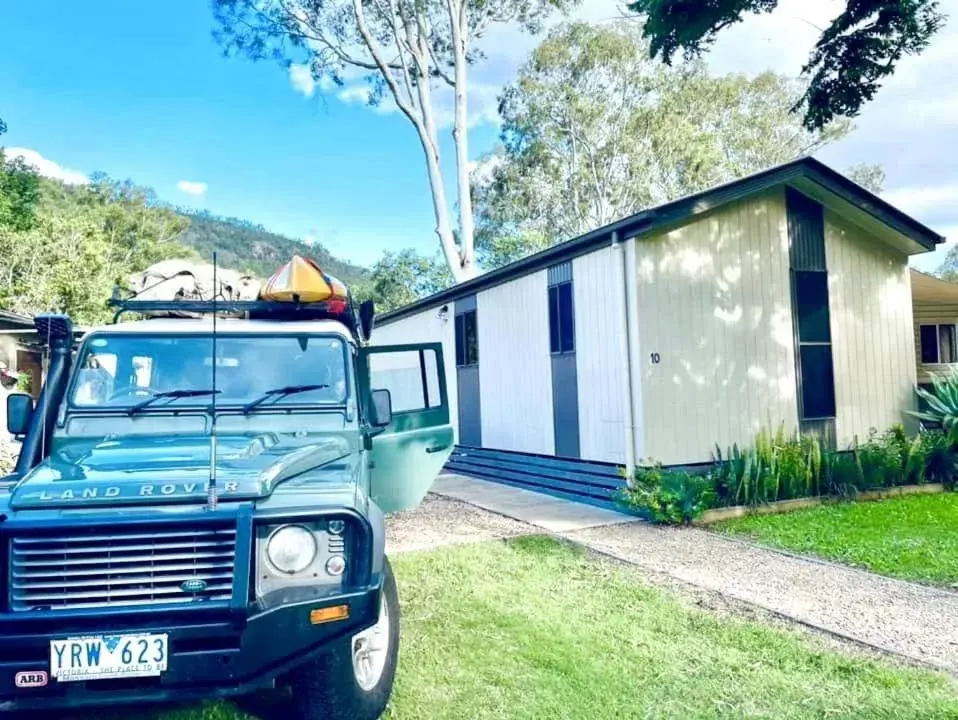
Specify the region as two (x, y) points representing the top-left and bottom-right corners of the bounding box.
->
(0, 256), (454, 720)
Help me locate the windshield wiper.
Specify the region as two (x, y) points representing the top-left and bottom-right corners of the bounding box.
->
(128, 389), (220, 416)
(242, 384), (329, 415)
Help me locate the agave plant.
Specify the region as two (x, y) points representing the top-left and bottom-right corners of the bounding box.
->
(910, 371), (958, 446)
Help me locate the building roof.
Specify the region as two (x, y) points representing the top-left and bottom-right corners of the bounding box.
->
(0, 310), (37, 329)
(377, 156), (946, 326)
(910, 268), (958, 304)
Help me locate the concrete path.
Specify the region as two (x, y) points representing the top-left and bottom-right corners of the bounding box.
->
(433, 472), (958, 674)
(432, 473), (636, 532)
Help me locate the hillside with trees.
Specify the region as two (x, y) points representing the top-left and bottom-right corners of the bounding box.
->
(176, 211), (368, 286)
(0, 149), (372, 323)
(0, 155), (195, 324)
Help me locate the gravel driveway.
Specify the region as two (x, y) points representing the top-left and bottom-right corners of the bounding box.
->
(566, 522), (958, 674)
(385, 493), (535, 554)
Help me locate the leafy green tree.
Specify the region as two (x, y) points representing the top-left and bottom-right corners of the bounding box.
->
(627, 0), (947, 131)
(473, 21), (880, 265)
(934, 246), (958, 283)
(0, 150), (41, 232)
(0, 171), (193, 324)
(844, 163), (886, 194)
(357, 248), (453, 313)
(211, 0), (578, 283)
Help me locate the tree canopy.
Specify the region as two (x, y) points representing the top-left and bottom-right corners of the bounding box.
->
(472, 20), (883, 269)
(211, 0), (577, 283)
(934, 247), (958, 283)
(627, 0), (947, 131)
(354, 247), (453, 312)
(0, 158), (195, 324)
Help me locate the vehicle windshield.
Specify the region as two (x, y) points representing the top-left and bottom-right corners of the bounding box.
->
(69, 332), (349, 410)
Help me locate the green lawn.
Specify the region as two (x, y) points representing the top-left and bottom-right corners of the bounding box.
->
(104, 537), (956, 720)
(716, 492), (958, 586)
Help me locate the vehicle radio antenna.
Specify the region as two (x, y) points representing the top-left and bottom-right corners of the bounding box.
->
(207, 251), (219, 512)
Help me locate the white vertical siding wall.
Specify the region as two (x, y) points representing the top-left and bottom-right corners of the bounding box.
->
(476, 271), (554, 454)
(573, 247), (629, 464)
(634, 190), (798, 465)
(825, 211), (916, 445)
(371, 308), (459, 440)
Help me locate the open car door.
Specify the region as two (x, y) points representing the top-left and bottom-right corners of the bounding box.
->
(358, 343), (454, 514)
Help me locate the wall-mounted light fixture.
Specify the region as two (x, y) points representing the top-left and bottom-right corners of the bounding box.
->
(437, 304), (449, 323)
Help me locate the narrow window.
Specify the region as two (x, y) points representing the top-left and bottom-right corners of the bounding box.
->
(558, 282), (575, 353)
(455, 314), (465, 367)
(548, 286), (560, 353)
(794, 271), (830, 343)
(940, 324), (957, 363)
(455, 310), (478, 366)
(920, 325), (940, 364)
(548, 280), (575, 354)
(799, 345), (836, 419)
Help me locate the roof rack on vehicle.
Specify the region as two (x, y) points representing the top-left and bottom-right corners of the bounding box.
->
(107, 255), (376, 342)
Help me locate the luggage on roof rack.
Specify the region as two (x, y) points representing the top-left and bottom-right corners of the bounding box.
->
(109, 255), (377, 341)
(125, 260), (260, 318)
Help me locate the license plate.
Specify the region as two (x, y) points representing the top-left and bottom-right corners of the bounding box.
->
(50, 633), (168, 683)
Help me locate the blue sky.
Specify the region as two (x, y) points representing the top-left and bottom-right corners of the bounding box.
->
(2, 0), (958, 271)
(0, 0), (499, 266)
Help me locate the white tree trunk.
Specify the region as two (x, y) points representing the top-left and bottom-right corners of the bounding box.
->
(351, 0), (466, 282)
(448, 0), (476, 279)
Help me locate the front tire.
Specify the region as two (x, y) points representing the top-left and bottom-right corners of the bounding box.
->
(283, 556), (400, 720)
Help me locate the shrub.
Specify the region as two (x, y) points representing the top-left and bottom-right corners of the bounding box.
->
(905, 429), (957, 488)
(854, 426), (909, 490)
(912, 372), (958, 444)
(821, 448), (864, 498)
(711, 423), (821, 507)
(617, 463), (716, 525)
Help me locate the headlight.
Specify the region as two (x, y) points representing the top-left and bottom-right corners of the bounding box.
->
(266, 525), (318, 575)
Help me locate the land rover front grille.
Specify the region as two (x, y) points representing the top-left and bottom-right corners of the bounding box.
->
(9, 524), (237, 611)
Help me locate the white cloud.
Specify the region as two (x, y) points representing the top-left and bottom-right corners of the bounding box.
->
(289, 63), (337, 97)
(177, 180), (208, 196)
(338, 85), (372, 105)
(883, 185), (958, 220)
(289, 63), (317, 97)
(4, 147), (88, 185)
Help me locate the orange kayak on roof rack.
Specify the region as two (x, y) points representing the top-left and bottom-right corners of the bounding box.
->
(259, 254), (349, 304)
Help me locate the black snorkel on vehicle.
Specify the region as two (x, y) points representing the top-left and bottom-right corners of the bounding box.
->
(14, 313), (75, 475)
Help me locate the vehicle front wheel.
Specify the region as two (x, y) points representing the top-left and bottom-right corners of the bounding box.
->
(283, 556), (400, 720)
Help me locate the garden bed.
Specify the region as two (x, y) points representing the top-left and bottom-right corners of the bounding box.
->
(617, 423), (956, 525)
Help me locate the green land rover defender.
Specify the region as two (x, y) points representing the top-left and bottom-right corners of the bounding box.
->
(0, 287), (454, 719)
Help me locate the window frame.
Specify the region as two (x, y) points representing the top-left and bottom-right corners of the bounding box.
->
(368, 346), (442, 415)
(548, 280), (575, 355)
(65, 330), (353, 413)
(454, 309), (479, 367)
(919, 323), (958, 365)
(791, 268), (837, 422)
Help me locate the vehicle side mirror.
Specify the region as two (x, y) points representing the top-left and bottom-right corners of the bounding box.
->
(369, 388), (392, 428)
(7, 392), (34, 436)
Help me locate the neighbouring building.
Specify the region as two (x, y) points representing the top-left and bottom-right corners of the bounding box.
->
(371, 158), (945, 505)
(911, 268), (958, 390)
